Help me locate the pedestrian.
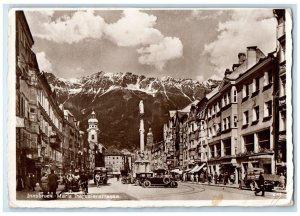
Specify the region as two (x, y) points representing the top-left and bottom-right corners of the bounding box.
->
(48, 170), (59, 199)
(255, 172), (265, 196)
(279, 173), (286, 189)
(224, 172), (228, 185)
(25, 173), (32, 191)
(214, 172), (218, 184)
(200, 172), (204, 183)
(230, 173), (235, 184)
(40, 172), (48, 196)
(191, 173), (194, 183)
(16, 175), (24, 191)
(95, 173), (101, 188)
(208, 173), (212, 185)
(195, 174), (199, 183)
(30, 174), (36, 191)
(117, 174), (120, 181)
(79, 171), (89, 194)
(219, 173), (223, 184)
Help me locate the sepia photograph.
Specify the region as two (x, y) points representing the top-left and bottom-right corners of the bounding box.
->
(6, 7), (293, 208)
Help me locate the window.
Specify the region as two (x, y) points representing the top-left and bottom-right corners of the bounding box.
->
(264, 70), (273, 86)
(208, 108), (211, 118)
(264, 101), (272, 117)
(91, 134), (94, 140)
(280, 111), (286, 131)
(280, 75), (286, 97)
(227, 117), (230, 129)
(233, 90), (237, 102)
(252, 106), (259, 122)
(243, 111), (249, 125)
(233, 115), (238, 127)
(253, 78), (260, 92)
(222, 119), (226, 131)
(242, 84), (249, 98)
(224, 95), (227, 105)
(216, 102), (220, 113)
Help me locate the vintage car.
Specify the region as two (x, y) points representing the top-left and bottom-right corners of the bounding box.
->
(93, 167), (108, 185)
(239, 168), (275, 192)
(133, 172), (154, 186)
(142, 169), (178, 188)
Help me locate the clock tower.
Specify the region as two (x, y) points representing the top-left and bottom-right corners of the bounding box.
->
(87, 111), (99, 145)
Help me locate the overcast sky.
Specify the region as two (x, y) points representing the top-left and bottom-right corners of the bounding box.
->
(24, 9), (277, 81)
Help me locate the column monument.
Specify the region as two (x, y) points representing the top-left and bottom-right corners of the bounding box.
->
(133, 100), (151, 175)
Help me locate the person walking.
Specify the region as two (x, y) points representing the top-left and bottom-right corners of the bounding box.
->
(279, 173), (286, 189)
(16, 175), (24, 191)
(40, 172), (48, 196)
(48, 170), (59, 199)
(195, 173), (199, 183)
(191, 173), (194, 183)
(30, 174), (36, 191)
(255, 172), (265, 196)
(207, 173), (212, 185)
(214, 172), (218, 184)
(79, 171), (89, 194)
(230, 173), (235, 184)
(25, 173), (32, 191)
(95, 173), (101, 188)
(224, 172), (228, 185)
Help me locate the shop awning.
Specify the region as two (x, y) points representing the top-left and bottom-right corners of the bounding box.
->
(171, 169), (183, 175)
(189, 165), (199, 173)
(193, 164), (206, 172)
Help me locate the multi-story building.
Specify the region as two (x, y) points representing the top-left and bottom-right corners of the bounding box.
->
(274, 9), (287, 174)
(37, 73), (64, 176)
(105, 150), (126, 176)
(16, 11), (41, 178)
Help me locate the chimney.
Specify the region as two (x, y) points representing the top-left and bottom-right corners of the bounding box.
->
(238, 52), (246, 64)
(247, 46), (257, 69)
(224, 68), (232, 78)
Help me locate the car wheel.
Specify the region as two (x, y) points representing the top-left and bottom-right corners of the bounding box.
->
(170, 181), (177, 188)
(121, 179), (126, 184)
(134, 180), (140, 186)
(143, 180), (151, 188)
(163, 177), (171, 185)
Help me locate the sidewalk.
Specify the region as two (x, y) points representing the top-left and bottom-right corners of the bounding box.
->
(182, 181), (287, 194)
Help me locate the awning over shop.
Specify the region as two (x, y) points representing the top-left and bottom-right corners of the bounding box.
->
(193, 164), (206, 172)
(189, 165), (199, 173)
(184, 168), (191, 173)
(171, 168), (183, 175)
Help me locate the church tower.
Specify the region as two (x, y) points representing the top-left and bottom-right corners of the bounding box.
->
(87, 111), (99, 145)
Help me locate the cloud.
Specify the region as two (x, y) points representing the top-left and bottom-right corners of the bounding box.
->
(104, 10), (163, 47)
(26, 11), (106, 44)
(25, 10), (183, 70)
(36, 52), (52, 72)
(186, 10), (224, 21)
(202, 9), (277, 79)
(137, 37), (183, 70)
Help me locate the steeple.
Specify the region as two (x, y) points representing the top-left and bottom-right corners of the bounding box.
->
(87, 111), (99, 143)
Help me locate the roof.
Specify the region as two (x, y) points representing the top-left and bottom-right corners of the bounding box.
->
(206, 86), (219, 100)
(227, 48), (266, 80)
(179, 100), (200, 113)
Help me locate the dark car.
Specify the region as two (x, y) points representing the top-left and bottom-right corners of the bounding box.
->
(93, 167), (108, 185)
(133, 172), (153, 186)
(142, 169), (178, 188)
(120, 170), (132, 184)
(239, 168), (275, 192)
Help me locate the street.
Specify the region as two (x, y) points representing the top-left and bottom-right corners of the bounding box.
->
(16, 178), (286, 201)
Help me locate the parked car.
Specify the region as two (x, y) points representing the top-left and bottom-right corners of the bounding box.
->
(93, 167), (108, 185)
(142, 169), (178, 188)
(133, 172), (154, 186)
(239, 168), (275, 192)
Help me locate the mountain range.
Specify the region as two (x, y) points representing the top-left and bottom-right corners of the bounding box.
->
(45, 71), (220, 151)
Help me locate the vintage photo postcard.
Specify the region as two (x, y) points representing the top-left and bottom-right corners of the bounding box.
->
(6, 7), (293, 208)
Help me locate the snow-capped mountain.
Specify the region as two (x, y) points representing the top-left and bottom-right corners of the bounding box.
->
(45, 71), (220, 151)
